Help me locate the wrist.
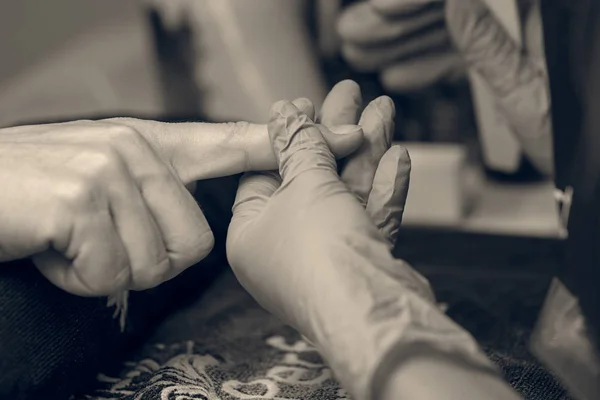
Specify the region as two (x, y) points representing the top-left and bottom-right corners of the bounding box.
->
(378, 348), (520, 400)
(299, 255), (498, 400)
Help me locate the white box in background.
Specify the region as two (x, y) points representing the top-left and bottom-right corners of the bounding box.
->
(400, 142), (476, 227)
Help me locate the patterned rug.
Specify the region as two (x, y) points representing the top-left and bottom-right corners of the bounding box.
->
(78, 268), (572, 400)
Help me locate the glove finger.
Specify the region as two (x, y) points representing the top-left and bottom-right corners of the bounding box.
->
(283, 97), (365, 165)
(446, 0), (553, 175)
(230, 171), (281, 224)
(228, 171), (281, 252)
(342, 28), (451, 72)
(381, 50), (463, 92)
(292, 97), (316, 120)
(371, 0), (444, 16)
(341, 96), (395, 205)
(366, 145), (411, 245)
(338, 1), (445, 46)
(318, 79), (363, 127)
(269, 100), (354, 181)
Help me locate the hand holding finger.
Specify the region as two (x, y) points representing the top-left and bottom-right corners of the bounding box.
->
(269, 100), (352, 182)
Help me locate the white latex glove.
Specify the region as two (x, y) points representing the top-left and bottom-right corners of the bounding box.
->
(338, 0), (463, 92)
(227, 80), (519, 400)
(446, 0), (553, 176)
(0, 117), (362, 297)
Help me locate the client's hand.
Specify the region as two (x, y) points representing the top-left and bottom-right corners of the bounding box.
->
(0, 117), (363, 296)
(227, 81), (514, 400)
(338, 0), (463, 92)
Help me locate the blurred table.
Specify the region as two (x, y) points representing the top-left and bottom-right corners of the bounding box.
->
(399, 142), (561, 239)
(459, 179), (560, 238)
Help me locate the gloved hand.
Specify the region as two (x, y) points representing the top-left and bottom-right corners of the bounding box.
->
(0, 117), (362, 296)
(446, 0), (553, 176)
(338, 0), (463, 92)
(226, 80), (518, 400)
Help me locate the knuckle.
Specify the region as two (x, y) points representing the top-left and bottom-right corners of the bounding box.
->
(96, 265), (131, 295)
(103, 123), (148, 150)
(105, 122), (139, 141)
(136, 258), (171, 290)
(175, 229), (215, 267)
(197, 229), (215, 257)
(70, 148), (126, 190)
(54, 176), (96, 208)
(84, 147), (123, 175)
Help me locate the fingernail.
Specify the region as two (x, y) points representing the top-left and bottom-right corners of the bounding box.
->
(329, 124), (363, 135)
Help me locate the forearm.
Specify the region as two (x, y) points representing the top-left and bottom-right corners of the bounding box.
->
(380, 349), (522, 400)
(279, 239), (520, 400)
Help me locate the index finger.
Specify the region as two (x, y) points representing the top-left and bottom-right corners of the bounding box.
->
(104, 118), (364, 183)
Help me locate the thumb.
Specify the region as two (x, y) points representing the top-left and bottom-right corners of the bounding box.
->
(229, 171), (281, 231)
(106, 117), (364, 184)
(445, 0), (553, 175)
(269, 101), (362, 182)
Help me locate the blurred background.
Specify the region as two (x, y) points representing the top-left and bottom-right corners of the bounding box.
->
(0, 0), (560, 237)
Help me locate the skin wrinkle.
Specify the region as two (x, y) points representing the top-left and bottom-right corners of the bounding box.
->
(227, 121), (253, 173)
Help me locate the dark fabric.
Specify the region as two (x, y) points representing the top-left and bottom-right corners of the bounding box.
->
(543, 0), (600, 347)
(0, 172), (240, 400)
(76, 268), (571, 400)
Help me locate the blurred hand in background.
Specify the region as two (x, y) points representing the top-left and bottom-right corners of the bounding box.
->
(337, 0), (463, 93)
(338, 0), (552, 175)
(445, 0), (553, 176)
